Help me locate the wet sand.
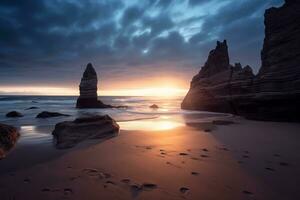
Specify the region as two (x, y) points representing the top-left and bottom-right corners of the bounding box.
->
(0, 118), (300, 200)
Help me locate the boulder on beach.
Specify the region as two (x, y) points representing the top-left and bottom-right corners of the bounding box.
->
(52, 115), (119, 149)
(149, 104), (159, 109)
(76, 63), (112, 109)
(6, 111), (23, 118)
(0, 123), (19, 159)
(36, 111), (70, 118)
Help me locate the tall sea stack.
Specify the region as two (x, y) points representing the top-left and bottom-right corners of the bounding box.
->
(181, 0), (300, 121)
(76, 63), (111, 108)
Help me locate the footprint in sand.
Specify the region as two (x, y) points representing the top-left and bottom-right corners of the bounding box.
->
(23, 178), (30, 184)
(83, 168), (99, 176)
(64, 188), (73, 195)
(41, 188), (51, 192)
(106, 180), (116, 185)
(9, 172), (15, 177)
(83, 168), (111, 179)
(279, 162), (289, 166)
(121, 179), (131, 184)
(243, 190), (254, 196)
(142, 183), (157, 190)
(218, 147), (229, 151)
(130, 184), (143, 197)
(180, 187), (189, 194)
(69, 176), (81, 181)
(202, 148), (209, 152)
(99, 172), (111, 179)
(200, 154), (209, 158)
(166, 161), (181, 168)
(265, 167), (275, 171)
(179, 153), (189, 156)
(191, 172), (199, 176)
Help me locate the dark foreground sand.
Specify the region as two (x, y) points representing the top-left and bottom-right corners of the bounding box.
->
(0, 118), (300, 200)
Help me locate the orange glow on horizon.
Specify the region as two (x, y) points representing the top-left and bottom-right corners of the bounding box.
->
(0, 86), (188, 97)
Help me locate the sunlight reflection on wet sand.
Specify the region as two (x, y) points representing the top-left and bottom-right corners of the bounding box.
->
(119, 118), (185, 131)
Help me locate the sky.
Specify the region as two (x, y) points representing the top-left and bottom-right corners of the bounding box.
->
(0, 0), (284, 96)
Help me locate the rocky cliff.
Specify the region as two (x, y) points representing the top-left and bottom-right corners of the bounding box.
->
(76, 63), (112, 108)
(182, 0), (300, 121)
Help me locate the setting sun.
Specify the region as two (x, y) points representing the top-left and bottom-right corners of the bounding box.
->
(102, 87), (187, 97)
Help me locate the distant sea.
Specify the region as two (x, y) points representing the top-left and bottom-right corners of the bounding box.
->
(0, 95), (230, 142)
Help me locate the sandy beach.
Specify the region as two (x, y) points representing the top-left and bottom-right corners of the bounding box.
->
(1, 117), (299, 200)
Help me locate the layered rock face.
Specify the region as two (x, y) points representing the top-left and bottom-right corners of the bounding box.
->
(76, 63), (112, 108)
(182, 0), (300, 121)
(52, 115), (119, 149)
(182, 40), (255, 114)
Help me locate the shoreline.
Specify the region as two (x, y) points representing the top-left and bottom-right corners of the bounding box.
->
(1, 118), (299, 200)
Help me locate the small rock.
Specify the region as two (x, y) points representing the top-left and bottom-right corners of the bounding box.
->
(6, 111), (23, 118)
(149, 104), (159, 109)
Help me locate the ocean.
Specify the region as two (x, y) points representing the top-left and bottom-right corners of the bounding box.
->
(0, 95), (228, 172)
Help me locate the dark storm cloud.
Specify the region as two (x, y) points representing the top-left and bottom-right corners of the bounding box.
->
(0, 0), (284, 86)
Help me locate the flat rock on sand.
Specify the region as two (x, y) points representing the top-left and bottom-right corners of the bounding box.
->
(6, 111), (23, 118)
(52, 115), (119, 149)
(36, 111), (70, 118)
(0, 123), (19, 159)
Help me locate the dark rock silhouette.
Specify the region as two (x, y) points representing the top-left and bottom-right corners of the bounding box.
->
(25, 106), (39, 110)
(0, 123), (19, 159)
(6, 111), (23, 118)
(76, 63), (112, 108)
(36, 111), (70, 118)
(52, 115), (119, 149)
(149, 104), (159, 109)
(182, 0), (300, 121)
